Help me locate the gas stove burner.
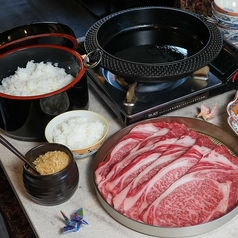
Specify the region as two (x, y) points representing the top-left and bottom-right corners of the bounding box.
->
(87, 40), (238, 125)
(101, 69), (187, 93)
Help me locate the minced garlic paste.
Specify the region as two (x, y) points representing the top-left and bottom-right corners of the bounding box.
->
(33, 150), (70, 175)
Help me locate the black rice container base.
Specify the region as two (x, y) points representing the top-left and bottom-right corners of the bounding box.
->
(23, 143), (79, 206)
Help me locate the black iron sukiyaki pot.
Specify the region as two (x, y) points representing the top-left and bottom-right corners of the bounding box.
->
(84, 7), (223, 82)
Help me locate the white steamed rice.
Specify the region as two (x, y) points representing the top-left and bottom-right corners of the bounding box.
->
(52, 116), (105, 150)
(0, 60), (74, 96)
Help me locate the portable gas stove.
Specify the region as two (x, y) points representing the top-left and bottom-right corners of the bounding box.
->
(86, 40), (238, 125)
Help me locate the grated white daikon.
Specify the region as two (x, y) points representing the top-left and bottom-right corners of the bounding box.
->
(52, 116), (105, 150)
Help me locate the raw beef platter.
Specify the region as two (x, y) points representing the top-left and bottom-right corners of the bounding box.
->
(95, 121), (238, 228)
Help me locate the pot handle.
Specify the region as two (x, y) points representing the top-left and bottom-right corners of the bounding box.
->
(200, 15), (218, 24)
(83, 49), (102, 68)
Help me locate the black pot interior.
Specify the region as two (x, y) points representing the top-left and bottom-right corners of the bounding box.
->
(85, 7), (222, 82)
(97, 8), (209, 64)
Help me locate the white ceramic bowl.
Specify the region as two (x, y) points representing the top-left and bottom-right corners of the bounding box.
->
(227, 91), (238, 136)
(216, 24), (238, 44)
(212, 2), (238, 28)
(45, 110), (109, 159)
(213, 13), (238, 29)
(214, 0), (238, 16)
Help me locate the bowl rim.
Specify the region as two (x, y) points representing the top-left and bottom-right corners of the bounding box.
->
(44, 110), (109, 152)
(0, 44), (85, 100)
(212, 14), (238, 29)
(212, 2), (238, 19)
(0, 22), (76, 38)
(0, 33), (78, 52)
(215, 23), (238, 31)
(214, 0), (238, 16)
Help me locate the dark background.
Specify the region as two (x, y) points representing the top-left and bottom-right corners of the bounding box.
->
(0, 0), (178, 37)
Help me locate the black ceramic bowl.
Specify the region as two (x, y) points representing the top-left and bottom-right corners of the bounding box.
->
(0, 44), (88, 141)
(23, 143), (79, 206)
(0, 22), (78, 54)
